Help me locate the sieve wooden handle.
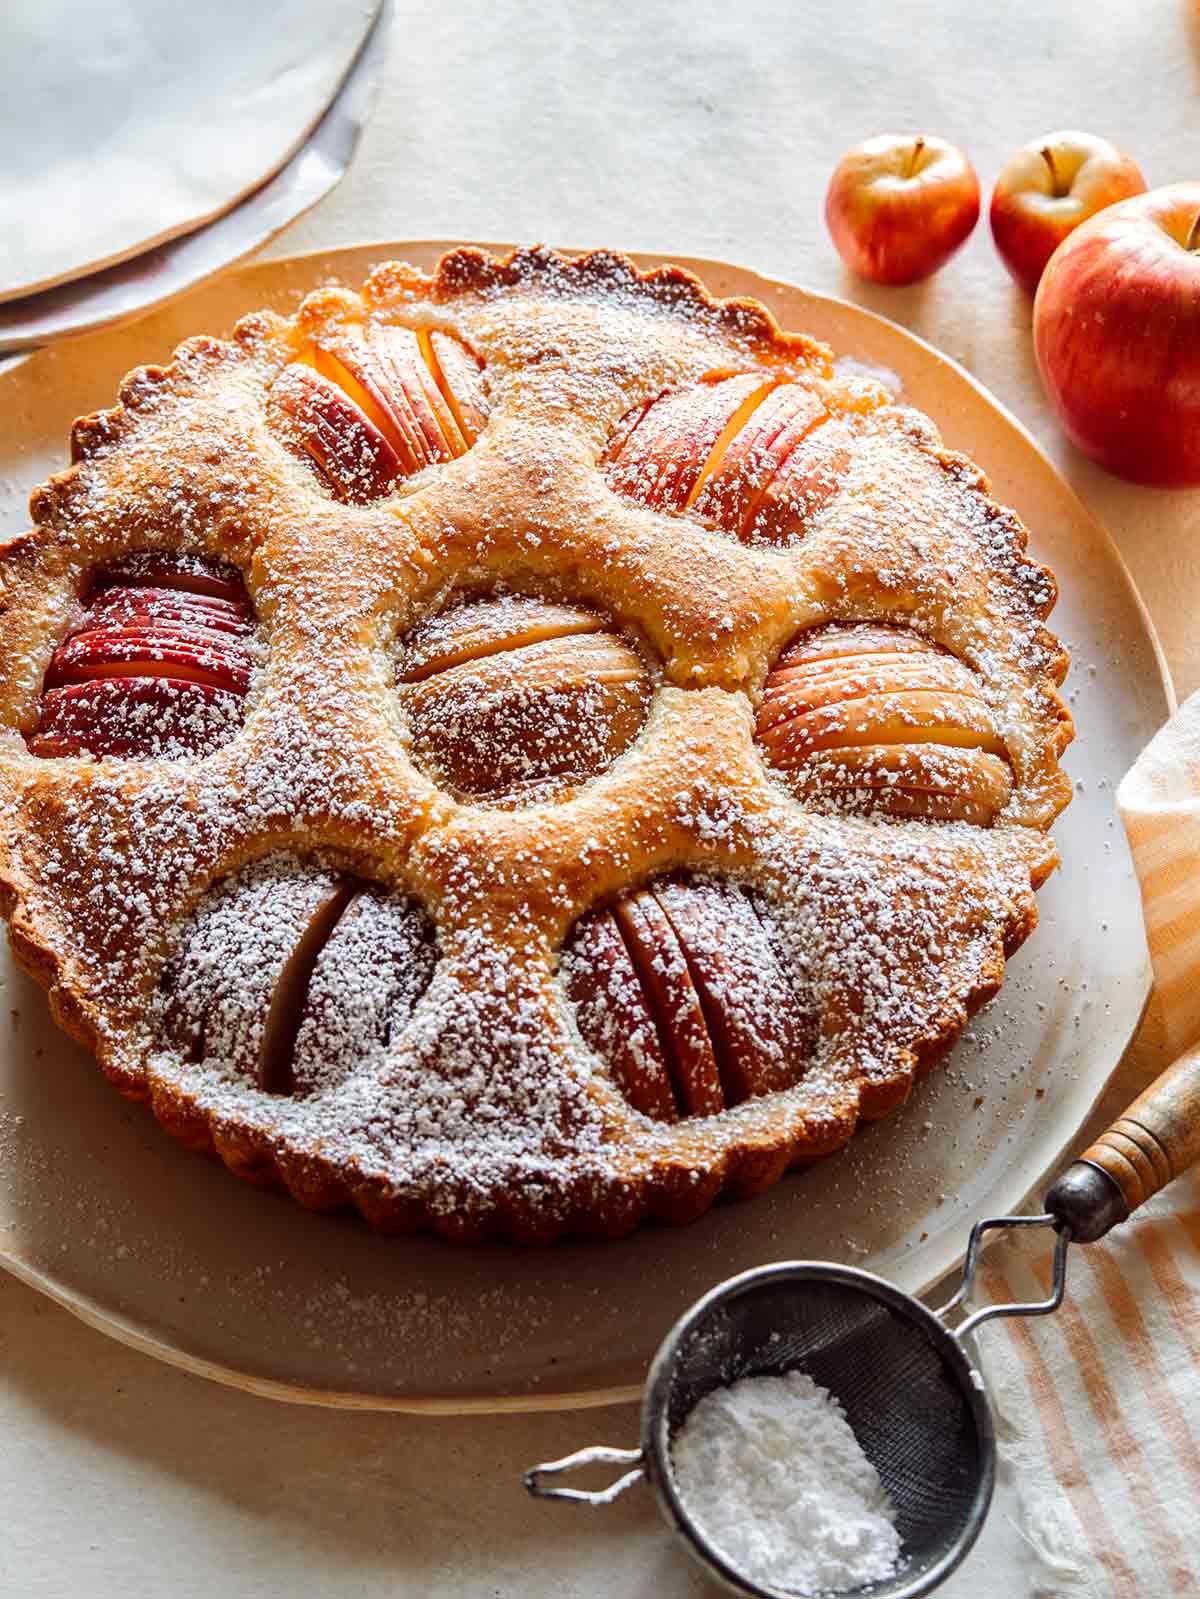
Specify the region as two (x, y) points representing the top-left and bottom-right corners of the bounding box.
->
(1081, 1044), (1200, 1208)
(1046, 1044), (1200, 1241)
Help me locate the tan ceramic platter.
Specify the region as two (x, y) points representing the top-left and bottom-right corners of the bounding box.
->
(0, 242), (1171, 1413)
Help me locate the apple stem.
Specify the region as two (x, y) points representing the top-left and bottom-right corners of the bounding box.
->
(907, 136), (926, 179)
(1187, 212), (1200, 253)
(1041, 146), (1065, 198)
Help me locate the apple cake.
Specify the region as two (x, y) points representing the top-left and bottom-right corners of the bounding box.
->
(0, 246), (1072, 1242)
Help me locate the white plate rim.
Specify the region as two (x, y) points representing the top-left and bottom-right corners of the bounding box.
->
(0, 240), (1172, 1412)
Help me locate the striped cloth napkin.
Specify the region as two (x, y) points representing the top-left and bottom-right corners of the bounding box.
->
(974, 690), (1200, 1598)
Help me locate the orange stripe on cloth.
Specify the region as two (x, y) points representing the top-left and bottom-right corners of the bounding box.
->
(1140, 1221), (1200, 1368)
(1124, 810), (1200, 867)
(1077, 1243), (1200, 1483)
(1125, 801), (1198, 834)
(1171, 1208), (1200, 1268)
(1142, 896), (1200, 953)
(1156, 963), (1200, 1011)
(980, 1265), (1139, 1598)
(1030, 1253), (1199, 1595)
(1132, 827), (1200, 880)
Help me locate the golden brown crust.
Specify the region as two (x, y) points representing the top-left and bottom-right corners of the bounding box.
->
(0, 245), (1072, 1242)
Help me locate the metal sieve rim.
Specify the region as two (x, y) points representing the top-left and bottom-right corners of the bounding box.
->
(638, 1260), (997, 1599)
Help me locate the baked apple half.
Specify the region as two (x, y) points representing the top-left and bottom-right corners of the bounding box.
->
(26, 553), (255, 761)
(395, 594), (653, 806)
(756, 623), (1013, 823)
(160, 860), (436, 1098)
(604, 375), (854, 547)
(563, 873), (815, 1123)
(268, 325), (488, 503)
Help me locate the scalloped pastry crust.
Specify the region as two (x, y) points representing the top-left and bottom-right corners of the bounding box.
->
(0, 246), (1072, 1242)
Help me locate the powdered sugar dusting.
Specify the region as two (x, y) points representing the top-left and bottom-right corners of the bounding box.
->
(396, 593), (653, 808)
(293, 885), (435, 1098)
(0, 247), (1069, 1240)
(672, 1369), (902, 1592)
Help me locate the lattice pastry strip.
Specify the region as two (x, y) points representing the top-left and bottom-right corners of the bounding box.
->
(0, 246), (1071, 1242)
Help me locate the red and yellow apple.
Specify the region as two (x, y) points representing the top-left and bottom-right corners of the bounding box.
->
(1034, 183), (1200, 487)
(825, 134), (981, 285)
(990, 131), (1146, 296)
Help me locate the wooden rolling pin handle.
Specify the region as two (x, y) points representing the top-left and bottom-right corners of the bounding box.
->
(1045, 1046), (1200, 1243)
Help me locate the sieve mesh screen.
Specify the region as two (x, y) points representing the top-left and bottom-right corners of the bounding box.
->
(659, 1273), (987, 1595)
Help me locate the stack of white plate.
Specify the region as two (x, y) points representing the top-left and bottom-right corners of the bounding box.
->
(0, 0), (384, 355)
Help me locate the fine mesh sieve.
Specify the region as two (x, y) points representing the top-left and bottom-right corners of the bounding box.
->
(527, 1040), (1200, 1598)
(645, 1263), (1001, 1598)
(525, 1233), (1057, 1599)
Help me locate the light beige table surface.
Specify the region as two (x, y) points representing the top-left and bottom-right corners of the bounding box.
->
(3, 2), (1198, 1595)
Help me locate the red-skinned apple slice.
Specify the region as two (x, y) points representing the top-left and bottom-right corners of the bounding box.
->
(267, 363), (403, 502)
(564, 909), (678, 1122)
(424, 330), (488, 444)
(30, 554), (254, 763)
(652, 877), (811, 1102)
(605, 393), (656, 462)
(290, 888), (436, 1097)
(761, 650), (971, 697)
(613, 890), (724, 1118)
(63, 615), (250, 663)
(46, 625), (252, 694)
(270, 323), (487, 501)
(690, 383), (827, 532)
(604, 375), (774, 512)
(162, 869), (437, 1099)
(86, 585), (252, 637)
(744, 416), (854, 545)
(162, 871), (348, 1085)
(789, 744), (1013, 822)
(761, 688), (1006, 756)
(758, 657), (984, 731)
(862, 787), (998, 822)
(94, 554), (250, 608)
(403, 631), (649, 800)
(398, 597), (603, 681)
(371, 326), (468, 457)
(29, 677), (244, 760)
(314, 327), (456, 472)
(257, 878), (358, 1094)
(758, 628), (1004, 753)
